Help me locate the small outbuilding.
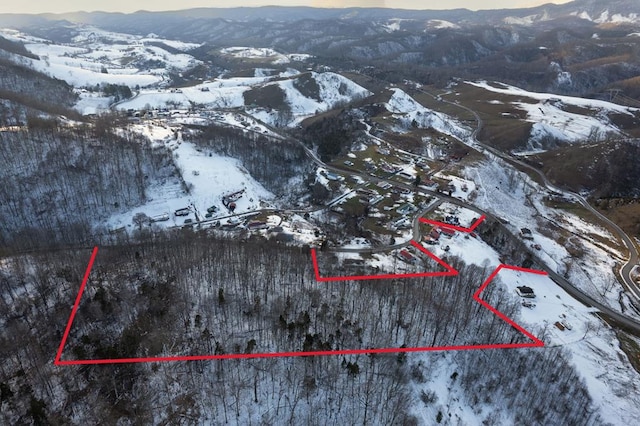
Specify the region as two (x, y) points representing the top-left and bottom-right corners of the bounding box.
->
(520, 228), (534, 240)
(516, 286), (536, 298)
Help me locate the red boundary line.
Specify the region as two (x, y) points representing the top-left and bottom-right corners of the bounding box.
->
(473, 264), (545, 346)
(55, 247), (544, 365)
(311, 240), (457, 281)
(419, 214), (486, 233)
(54, 246), (99, 366)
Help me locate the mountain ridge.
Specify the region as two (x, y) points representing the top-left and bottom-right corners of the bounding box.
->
(0, 0), (638, 27)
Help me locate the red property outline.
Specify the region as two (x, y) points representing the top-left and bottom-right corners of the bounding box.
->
(419, 214), (486, 233)
(311, 240), (457, 281)
(54, 247), (544, 366)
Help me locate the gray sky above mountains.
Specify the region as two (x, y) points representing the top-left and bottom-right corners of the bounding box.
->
(2, 1), (572, 15)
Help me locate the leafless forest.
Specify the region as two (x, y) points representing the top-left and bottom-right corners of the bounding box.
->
(1, 233), (598, 425)
(0, 123), (175, 250)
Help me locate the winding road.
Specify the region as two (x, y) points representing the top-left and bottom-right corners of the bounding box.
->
(160, 86), (640, 334)
(281, 86), (640, 333)
(433, 89), (640, 305)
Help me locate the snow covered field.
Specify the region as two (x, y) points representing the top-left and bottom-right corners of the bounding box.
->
(0, 26), (201, 88)
(429, 202), (482, 229)
(468, 80), (635, 147)
(469, 80), (637, 115)
(433, 173), (478, 202)
(73, 91), (112, 115)
(104, 125), (274, 231)
(115, 71), (371, 127)
(220, 46), (312, 64)
(465, 159), (637, 320)
(116, 83), (249, 110)
(385, 88), (471, 140)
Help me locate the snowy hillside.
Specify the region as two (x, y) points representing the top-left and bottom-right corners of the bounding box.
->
(248, 72), (372, 126)
(405, 189), (640, 424)
(3, 8), (640, 426)
(385, 88), (471, 140)
(427, 19), (460, 29)
(114, 71), (371, 126)
(0, 26), (201, 88)
(469, 80), (632, 147)
(571, 9), (640, 24)
(464, 159), (637, 319)
(115, 79), (255, 111)
(105, 123), (274, 231)
(407, 267), (640, 424)
(220, 46), (312, 64)
(468, 80), (636, 114)
(280, 72), (371, 123)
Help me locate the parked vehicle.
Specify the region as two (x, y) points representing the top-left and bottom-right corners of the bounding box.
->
(150, 213), (170, 222)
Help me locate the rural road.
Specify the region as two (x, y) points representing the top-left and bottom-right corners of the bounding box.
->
(304, 126), (640, 333)
(164, 88), (640, 335)
(439, 90), (640, 305)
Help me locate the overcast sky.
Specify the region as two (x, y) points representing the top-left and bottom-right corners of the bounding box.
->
(1, 1), (573, 15)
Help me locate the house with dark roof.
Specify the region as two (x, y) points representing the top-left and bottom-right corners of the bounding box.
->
(397, 203), (417, 215)
(516, 286), (535, 298)
(520, 228), (534, 240)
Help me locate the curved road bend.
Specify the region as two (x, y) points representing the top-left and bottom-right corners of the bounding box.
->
(417, 87), (640, 304)
(314, 149), (640, 333)
(288, 90), (640, 334)
(181, 101), (640, 335)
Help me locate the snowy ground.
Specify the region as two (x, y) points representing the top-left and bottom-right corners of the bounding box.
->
(407, 228), (640, 425)
(521, 103), (620, 144)
(497, 269), (640, 425)
(433, 173), (477, 203)
(427, 232), (501, 269)
(115, 71), (370, 127)
(468, 80), (637, 115)
(465, 159), (638, 319)
(348, 205), (640, 425)
(104, 125), (274, 231)
(114, 72), (289, 111)
(116, 83), (248, 110)
(408, 352), (515, 425)
(1, 26), (370, 128)
(249, 72), (372, 126)
(169, 110), (280, 139)
(385, 88), (471, 140)
(219, 46), (312, 64)
(0, 27), (201, 88)
(428, 202), (482, 229)
(467, 80), (636, 147)
(73, 91), (112, 115)
(106, 121), (325, 246)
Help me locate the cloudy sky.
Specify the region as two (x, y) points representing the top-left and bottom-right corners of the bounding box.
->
(1, 1), (573, 15)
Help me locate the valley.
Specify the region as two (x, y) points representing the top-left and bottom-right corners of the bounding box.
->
(2, 1), (640, 424)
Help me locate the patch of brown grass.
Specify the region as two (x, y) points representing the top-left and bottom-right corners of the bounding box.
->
(568, 54), (632, 73)
(594, 199), (640, 241)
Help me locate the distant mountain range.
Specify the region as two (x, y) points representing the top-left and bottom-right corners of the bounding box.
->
(0, 0), (639, 29)
(1, 0), (639, 103)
